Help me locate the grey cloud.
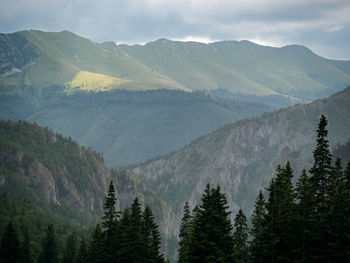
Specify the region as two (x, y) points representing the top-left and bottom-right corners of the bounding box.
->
(0, 0), (349, 59)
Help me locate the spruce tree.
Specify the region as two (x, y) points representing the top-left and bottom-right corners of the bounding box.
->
(265, 162), (295, 262)
(101, 180), (119, 232)
(187, 184), (235, 263)
(75, 238), (88, 263)
(22, 226), (32, 263)
(249, 191), (268, 263)
(37, 224), (58, 263)
(233, 209), (249, 263)
(118, 208), (132, 263)
(309, 115), (333, 262)
(118, 198), (148, 263)
(178, 202), (192, 263)
(329, 160), (350, 262)
(0, 222), (22, 263)
(143, 205), (164, 263)
(101, 180), (119, 263)
(88, 224), (105, 263)
(61, 234), (76, 263)
(294, 169), (315, 262)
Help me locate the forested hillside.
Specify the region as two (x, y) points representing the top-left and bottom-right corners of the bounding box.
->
(0, 120), (177, 261)
(131, 86), (350, 222)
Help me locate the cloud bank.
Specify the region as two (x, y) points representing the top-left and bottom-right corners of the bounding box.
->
(0, 0), (349, 59)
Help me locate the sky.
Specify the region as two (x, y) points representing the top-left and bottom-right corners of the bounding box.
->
(0, 0), (349, 59)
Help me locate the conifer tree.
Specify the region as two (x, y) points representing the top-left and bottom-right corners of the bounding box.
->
(329, 160), (350, 262)
(101, 180), (119, 232)
(118, 208), (132, 263)
(294, 168), (314, 262)
(38, 224), (58, 263)
(101, 180), (119, 263)
(233, 209), (249, 263)
(75, 238), (88, 263)
(61, 234), (76, 263)
(0, 222), (22, 263)
(88, 224), (105, 263)
(118, 198), (148, 263)
(187, 184), (235, 263)
(22, 226), (32, 263)
(178, 202), (192, 263)
(249, 191), (268, 263)
(143, 205), (164, 263)
(265, 162), (295, 262)
(309, 115), (333, 262)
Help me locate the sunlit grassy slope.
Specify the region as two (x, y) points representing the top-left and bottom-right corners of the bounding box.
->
(0, 30), (187, 91)
(116, 39), (350, 100)
(65, 71), (130, 93)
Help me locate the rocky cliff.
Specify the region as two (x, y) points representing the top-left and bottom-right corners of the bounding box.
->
(131, 86), (350, 226)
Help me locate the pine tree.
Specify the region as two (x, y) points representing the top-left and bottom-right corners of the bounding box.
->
(0, 222), (22, 263)
(265, 162), (295, 263)
(233, 209), (249, 263)
(101, 180), (119, 232)
(187, 184), (235, 263)
(118, 208), (132, 263)
(294, 168), (315, 262)
(88, 224), (105, 263)
(101, 180), (120, 263)
(37, 224), (58, 263)
(249, 191), (268, 263)
(22, 227), (32, 263)
(61, 234), (76, 263)
(75, 238), (88, 263)
(329, 159), (350, 262)
(118, 198), (148, 263)
(143, 205), (164, 263)
(178, 202), (192, 263)
(309, 115), (333, 262)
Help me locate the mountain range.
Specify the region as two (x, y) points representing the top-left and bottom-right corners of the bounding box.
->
(131, 86), (350, 221)
(1, 30), (350, 167)
(1, 30), (350, 261)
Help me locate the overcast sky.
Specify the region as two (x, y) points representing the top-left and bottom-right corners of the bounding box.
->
(1, 0), (349, 59)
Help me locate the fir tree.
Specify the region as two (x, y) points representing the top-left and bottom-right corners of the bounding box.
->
(119, 198), (148, 263)
(249, 191), (268, 263)
(329, 160), (350, 262)
(187, 184), (235, 263)
(233, 209), (249, 263)
(265, 162), (295, 263)
(101, 180), (119, 232)
(143, 205), (164, 263)
(61, 234), (76, 263)
(75, 238), (88, 263)
(37, 224), (58, 263)
(101, 180), (119, 263)
(88, 224), (105, 263)
(294, 168), (315, 262)
(118, 208), (132, 263)
(178, 202), (192, 263)
(309, 115), (333, 262)
(22, 227), (32, 263)
(0, 222), (22, 263)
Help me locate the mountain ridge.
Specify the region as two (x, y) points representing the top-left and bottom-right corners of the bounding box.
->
(131, 86), (350, 217)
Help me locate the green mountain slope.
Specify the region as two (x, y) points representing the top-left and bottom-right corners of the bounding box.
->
(116, 39), (350, 103)
(25, 89), (269, 167)
(0, 120), (177, 261)
(0, 30), (187, 91)
(131, 86), (350, 220)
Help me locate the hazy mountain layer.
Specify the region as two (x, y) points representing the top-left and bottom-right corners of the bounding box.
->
(131, 87), (350, 222)
(116, 39), (350, 103)
(24, 89), (269, 167)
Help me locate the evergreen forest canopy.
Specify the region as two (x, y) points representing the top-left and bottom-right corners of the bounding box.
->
(1, 115), (349, 262)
